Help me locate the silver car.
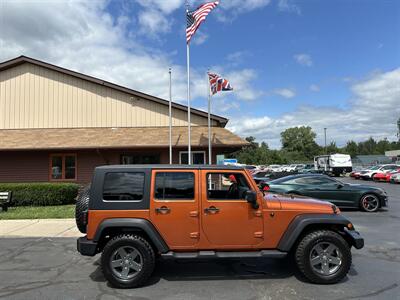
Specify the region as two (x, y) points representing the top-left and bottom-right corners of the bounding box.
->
(390, 172), (400, 183)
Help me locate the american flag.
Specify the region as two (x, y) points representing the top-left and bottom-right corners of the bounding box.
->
(208, 73), (233, 95)
(186, 1), (219, 44)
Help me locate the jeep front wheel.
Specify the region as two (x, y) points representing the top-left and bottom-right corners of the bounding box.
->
(295, 230), (351, 284)
(101, 234), (155, 288)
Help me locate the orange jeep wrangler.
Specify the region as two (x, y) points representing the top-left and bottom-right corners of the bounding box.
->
(76, 165), (364, 288)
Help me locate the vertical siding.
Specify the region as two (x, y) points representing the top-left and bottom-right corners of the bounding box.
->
(0, 63), (219, 129)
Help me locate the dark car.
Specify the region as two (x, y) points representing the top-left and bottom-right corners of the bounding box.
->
(299, 164), (318, 174)
(261, 174), (388, 212)
(252, 171), (273, 184)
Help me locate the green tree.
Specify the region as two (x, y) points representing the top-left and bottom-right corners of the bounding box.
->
(326, 141), (339, 154)
(281, 126), (320, 160)
(397, 117), (400, 142)
(245, 136), (258, 149)
(358, 137), (377, 155)
(344, 140), (358, 157)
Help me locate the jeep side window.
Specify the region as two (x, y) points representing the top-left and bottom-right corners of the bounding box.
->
(103, 172), (145, 201)
(207, 173), (250, 200)
(155, 172), (195, 200)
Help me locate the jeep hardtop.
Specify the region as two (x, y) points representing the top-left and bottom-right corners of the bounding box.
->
(76, 165), (364, 288)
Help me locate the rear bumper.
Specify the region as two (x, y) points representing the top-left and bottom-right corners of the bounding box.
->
(344, 228), (364, 249)
(77, 236), (98, 256)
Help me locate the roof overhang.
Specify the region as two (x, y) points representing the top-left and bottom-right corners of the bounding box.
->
(0, 127), (248, 151)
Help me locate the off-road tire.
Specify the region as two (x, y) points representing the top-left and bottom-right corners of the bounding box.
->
(295, 230), (351, 284)
(101, 234), (155, 289)
(75, 185), (90, 233)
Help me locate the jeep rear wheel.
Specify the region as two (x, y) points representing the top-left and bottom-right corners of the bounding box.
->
(295, 230), (351, 284)
(101, 234), (155, 288)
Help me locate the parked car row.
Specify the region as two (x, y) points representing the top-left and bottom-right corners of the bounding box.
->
(350, 164), (400, 183)
(258, 173), (388, 213)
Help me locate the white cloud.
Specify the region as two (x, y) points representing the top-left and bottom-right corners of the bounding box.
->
(220, 0), (271, 11)
(0, 0), (263, 108)
(274, 88), (296, 98)
(135, 0), (183, 14)
(226, 69), (263, 101)
(310, 84), (320, 92)
(138, 9), (171, 35)
(135, 0), (272, 27)
(191, 30), (208, 45)
(294, 53), (313, 67)
(229, 68), (400, 148)
(278, 0), (301, 15)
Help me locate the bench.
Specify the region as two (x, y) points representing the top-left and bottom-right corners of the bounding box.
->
(0, 192), (12, 212)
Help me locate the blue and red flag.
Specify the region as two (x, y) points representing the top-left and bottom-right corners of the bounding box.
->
(208, 73), (233, 95)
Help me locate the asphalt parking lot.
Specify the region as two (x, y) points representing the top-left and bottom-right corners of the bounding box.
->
(0, 178), (399, 300)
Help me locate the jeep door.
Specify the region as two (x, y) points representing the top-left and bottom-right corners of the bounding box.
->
(150, 170), (200, 249)
(200, 170), (264, 247)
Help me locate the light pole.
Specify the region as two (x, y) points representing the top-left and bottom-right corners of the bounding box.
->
(324, 128), (327, 154)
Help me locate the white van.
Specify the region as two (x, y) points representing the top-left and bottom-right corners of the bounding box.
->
(314, 154), (352, 176)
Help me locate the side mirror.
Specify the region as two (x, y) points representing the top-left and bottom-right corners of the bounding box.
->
(337, 183), (344, 189)
(245, 190), (259, 209)
(259, 182), (270, 192)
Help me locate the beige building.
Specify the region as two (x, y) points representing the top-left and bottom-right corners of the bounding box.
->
(0, 56), (247, 184)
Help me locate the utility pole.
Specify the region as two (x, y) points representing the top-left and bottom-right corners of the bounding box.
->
(324, 128), (327, 154)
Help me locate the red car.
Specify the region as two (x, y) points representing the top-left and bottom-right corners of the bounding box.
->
(373, 169), (400, 182)
(350, 170), (362, 179)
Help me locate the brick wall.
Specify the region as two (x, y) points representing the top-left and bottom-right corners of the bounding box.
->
(0, 147), (235, 184)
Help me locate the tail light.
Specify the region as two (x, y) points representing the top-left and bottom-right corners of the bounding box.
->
(82, 210), (89, 226)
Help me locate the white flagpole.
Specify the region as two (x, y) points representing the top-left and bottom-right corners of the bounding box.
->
(207, 70), (212, 165)
(186, 3), (192, 165)
(169, 68), (172, 165)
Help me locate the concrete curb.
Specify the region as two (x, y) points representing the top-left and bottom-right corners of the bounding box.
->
(0, 219), (81, 238)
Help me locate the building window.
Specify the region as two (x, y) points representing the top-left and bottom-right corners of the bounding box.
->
(154, 172), (195, 200)
(121, 154), (160, 165)
(50, 154), (77, 181)
(179, 151), (206, 165)
(103, 172), (145, 201)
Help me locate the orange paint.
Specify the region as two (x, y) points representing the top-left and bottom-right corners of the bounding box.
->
(86, 168), (335, 251)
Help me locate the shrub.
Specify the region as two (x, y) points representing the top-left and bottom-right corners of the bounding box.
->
(0, 183), (80, 207)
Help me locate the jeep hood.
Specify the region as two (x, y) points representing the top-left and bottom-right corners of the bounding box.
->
(264, 192), (335, 213)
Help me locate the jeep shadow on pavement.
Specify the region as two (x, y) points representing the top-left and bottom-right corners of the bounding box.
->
(76, 165), (364, 288)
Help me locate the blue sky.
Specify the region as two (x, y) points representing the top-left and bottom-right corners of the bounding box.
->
(1, 0), (399, 148)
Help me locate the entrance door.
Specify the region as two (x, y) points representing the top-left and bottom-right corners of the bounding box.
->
(200, 170), (264, 247)
(150, 170), (200, 249)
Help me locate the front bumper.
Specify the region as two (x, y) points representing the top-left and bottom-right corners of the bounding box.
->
(380, 195), (388, 207)
(360, 173), (373, 179)
(77, 236), (98, 256)
(344, 228), (364, 249)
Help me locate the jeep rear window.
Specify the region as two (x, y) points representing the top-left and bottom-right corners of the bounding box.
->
(103, 172), (145, 201)
(155, 172), (194, 200)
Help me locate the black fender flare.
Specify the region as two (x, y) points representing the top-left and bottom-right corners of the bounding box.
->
(277, 213), (352, 252)
(94, 218), (169, 253)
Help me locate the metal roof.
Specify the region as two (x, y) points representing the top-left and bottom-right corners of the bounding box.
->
(96, 164), (244, 170)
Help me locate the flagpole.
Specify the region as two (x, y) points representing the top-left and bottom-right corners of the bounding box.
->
(207, 70), (212, 165)
(169, 68), (172, 165)
(186, 3), (192, 165)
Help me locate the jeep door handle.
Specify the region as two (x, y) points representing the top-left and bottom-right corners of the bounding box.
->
(155, 206), (171, 214)
(204, 206), (220, 214)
